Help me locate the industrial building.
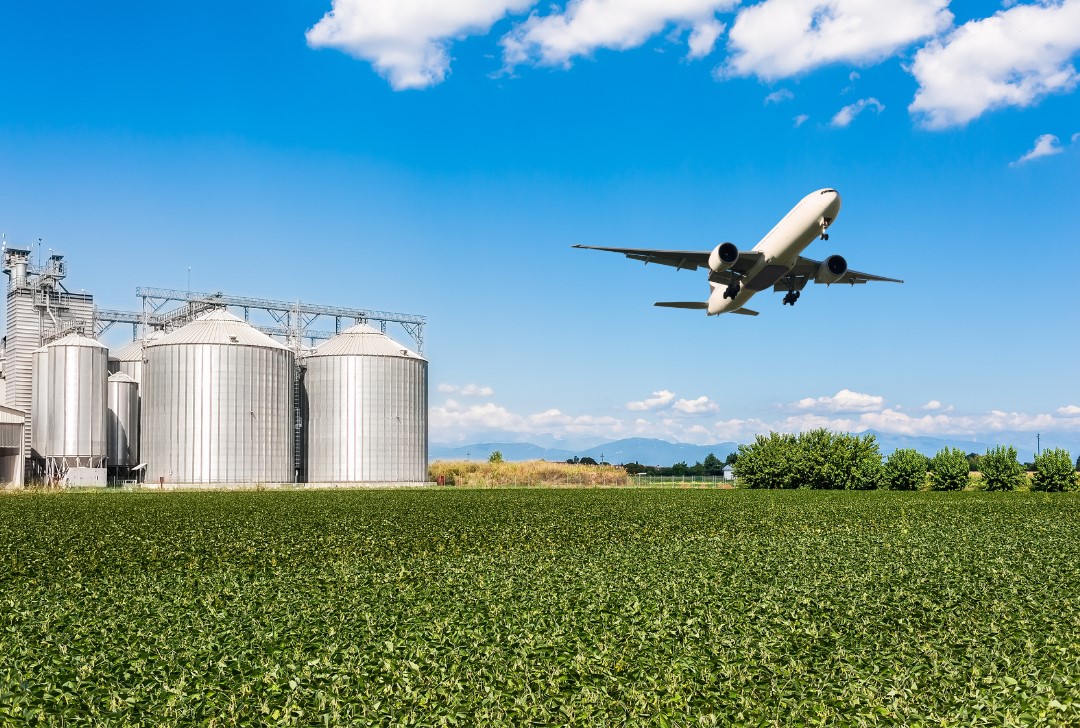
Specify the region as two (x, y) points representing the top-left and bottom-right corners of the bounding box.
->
(0, 246), (428, 487)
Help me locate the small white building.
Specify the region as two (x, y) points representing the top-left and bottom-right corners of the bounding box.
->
(0, 406), (26, 486)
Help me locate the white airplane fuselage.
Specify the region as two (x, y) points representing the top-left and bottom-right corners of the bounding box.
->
(707, 189), (842, 315)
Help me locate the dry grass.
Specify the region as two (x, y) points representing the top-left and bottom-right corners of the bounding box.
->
(429, 460), (631, 488)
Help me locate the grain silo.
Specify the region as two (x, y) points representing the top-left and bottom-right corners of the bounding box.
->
(107, 372), (139, 475)
(107, 330), (164, 385)
(303, 323), (427, 483)
(30, 346), (49, 460)
(33, 333), (109, 484)
(142, 309), (294, 484)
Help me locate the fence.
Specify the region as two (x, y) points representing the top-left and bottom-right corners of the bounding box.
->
(630, 475), (735, 487)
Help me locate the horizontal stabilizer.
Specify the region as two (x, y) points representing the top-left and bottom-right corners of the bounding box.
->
(732, 307), (759, 316)
(654, 301), (708, 309)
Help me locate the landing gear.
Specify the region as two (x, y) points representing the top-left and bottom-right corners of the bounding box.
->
(723, 278), (742, 300)
(820, 217), (830, 241)
(782, 277), (802, 306)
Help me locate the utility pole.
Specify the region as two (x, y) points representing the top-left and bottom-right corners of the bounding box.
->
(1037, 433), (1041, 457)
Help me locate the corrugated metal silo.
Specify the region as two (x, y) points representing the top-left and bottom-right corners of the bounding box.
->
(142, 309), (294, 483)
(107, 330), (163, 385)
(37, 333), (109, 471)
(107, 372), (139, 468)
(303, 324), (428, 482)
(30, 346), (49, 459)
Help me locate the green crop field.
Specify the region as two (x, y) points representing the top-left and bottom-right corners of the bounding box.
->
(1, 489), (1079, 726)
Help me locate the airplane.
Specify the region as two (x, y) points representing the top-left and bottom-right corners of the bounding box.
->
(573, 188), (902, 316)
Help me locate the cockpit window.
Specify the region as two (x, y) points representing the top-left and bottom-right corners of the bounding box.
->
(820, 189), (837, 194)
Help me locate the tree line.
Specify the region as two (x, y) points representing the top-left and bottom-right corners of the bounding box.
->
(619, 453), (737, 477)
(565, 453), (737, 476)
(734, 429), (1079, 492)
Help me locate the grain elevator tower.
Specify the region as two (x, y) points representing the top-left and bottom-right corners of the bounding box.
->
(1, 247), (95, 470)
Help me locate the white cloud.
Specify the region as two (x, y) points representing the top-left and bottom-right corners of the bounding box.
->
(1073, 132), (1080, 143)
(430, 395), (1080, 451)
(687, 18), (727, 59)
(753, 407), (1072, 440)
(791, 388), (886, 413)
(1011, 133), (1065, 165)
(794, 113), (810, 127)
(724, 0), (952, 80)
(306, 0), (536, 90)
(673, 396), (720, 414)
(909, 0), (1080, 128)
(501, 0), (738, 68)
(438, 383), (496, 397)
(430, 399), (527, 432)
(626, 390), (677, 411)
(842, 70), (860, 93)
(922, 400), (953, 412)
(765, 88), (795, 104)
(527, 409), (624, 434)
(831, 96), (884, 126)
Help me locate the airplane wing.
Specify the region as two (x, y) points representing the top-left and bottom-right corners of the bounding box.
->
(654, 301), (707, 309)
(573, 245), (762, 275)
(653, 302), (759, 316)
(791, 256), (904, 285)
(572, 245), (708, 271)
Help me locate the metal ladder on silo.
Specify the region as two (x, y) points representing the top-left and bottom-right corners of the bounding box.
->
(292, 361), (304, 483)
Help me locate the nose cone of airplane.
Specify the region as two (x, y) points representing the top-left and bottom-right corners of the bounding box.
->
(823, 188), (842, 217)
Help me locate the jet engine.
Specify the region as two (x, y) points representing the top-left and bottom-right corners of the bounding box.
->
(816, 255), (848, 284)
(708, 242), (739, 273)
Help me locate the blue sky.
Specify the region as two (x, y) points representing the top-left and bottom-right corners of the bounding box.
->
(2, 0), (1079, 449)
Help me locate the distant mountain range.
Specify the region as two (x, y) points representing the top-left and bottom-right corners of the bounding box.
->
(429, 438), (737, 466)
(431, 431), (1080, 466)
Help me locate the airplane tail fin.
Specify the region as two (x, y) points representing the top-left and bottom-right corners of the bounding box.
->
(654, 301), (708, 310)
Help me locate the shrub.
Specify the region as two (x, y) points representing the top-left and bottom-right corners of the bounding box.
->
(792, 428), (835, 490)
(736, 432), (799, 489)
(822, 431), (883, 490)
(979, 445), (1026, 491)
(1031, 449), (1079, 492)
(884, 449), (928, 491)
(737, 429), (882, 490)
(929, 448), (969, 491)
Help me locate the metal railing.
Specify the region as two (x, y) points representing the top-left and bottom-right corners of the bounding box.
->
(94, 287), (428, 352)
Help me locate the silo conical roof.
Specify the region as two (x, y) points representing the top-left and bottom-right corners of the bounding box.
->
(110, 331), (164, 361)
(146, 309), (287, 349)
(110, 339), (142, 362)
(47, 333), (107, 349)
(310, 323), (423, 359)
(108, 371), (138, 384)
